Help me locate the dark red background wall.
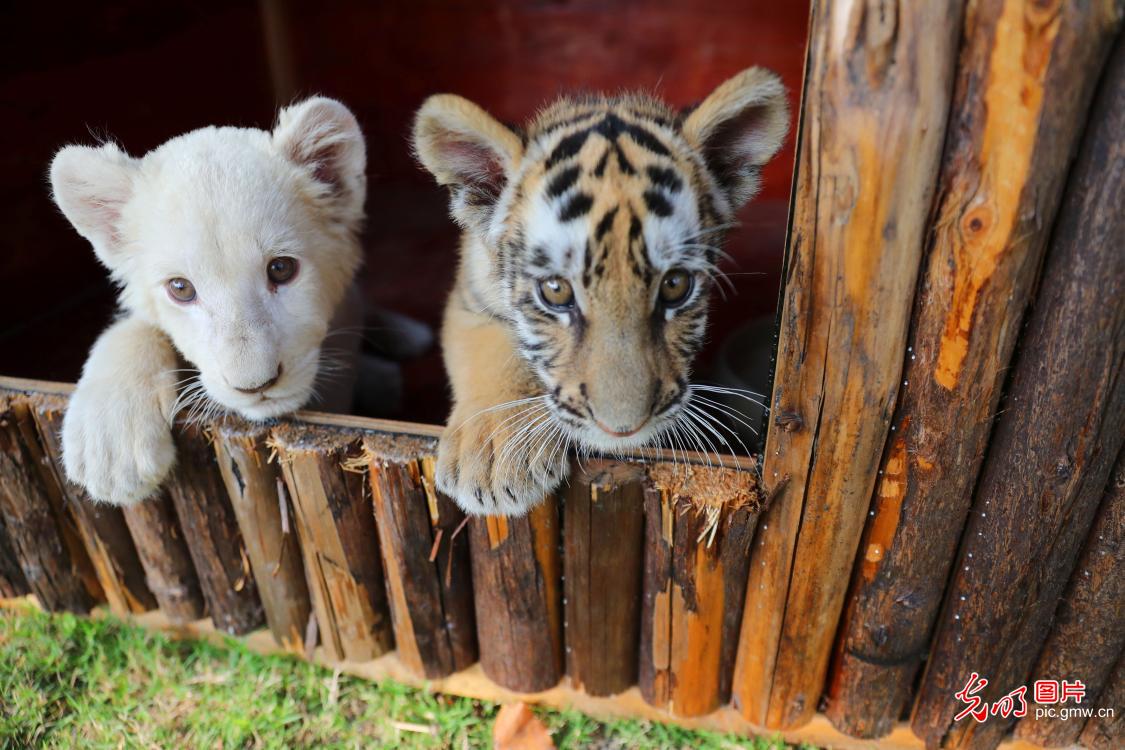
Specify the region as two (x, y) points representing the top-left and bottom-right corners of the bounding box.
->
(0, 1), (809, 424)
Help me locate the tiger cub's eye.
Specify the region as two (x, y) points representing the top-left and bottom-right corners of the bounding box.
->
(659, 269), (694, 307)
(166, 277), (197, 303)
(538, 277), (575, 310)
(267, 256), (299, 285)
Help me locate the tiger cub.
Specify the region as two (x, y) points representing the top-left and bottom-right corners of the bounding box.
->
(413, 68), (789, 516)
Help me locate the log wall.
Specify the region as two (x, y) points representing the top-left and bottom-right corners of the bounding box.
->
(1, 4), (1122, 748)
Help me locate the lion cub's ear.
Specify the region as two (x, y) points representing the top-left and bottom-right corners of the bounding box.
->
(412, 94), (523, 231)
(273, 96), (366, 227)
(682, 67), (790, 208)
(50, 143), (139, 271)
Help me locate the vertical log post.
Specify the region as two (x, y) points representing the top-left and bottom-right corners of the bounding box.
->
(1015, 448), (1125, 746)
(0, 395), (96, 612)
(732, 0), (964, 730)
(827, 1), (1125, 738)
(167, 424), (265, 635)
(911, 33), (1125, 749)
(32, 395), (156, 616)
(1079, 654), (1125, 750)
(563, 460), (646, 697)
(272, 423), (394, 662)
(213, 419), (311, 652)
(0, 512), (28, 598)
(120, 493), (205, 623)
(366, 434), (476, 679)
(469, 499), (563, 693)
(640, 464), (761, 717)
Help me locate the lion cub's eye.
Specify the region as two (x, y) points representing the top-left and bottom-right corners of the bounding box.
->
(166, 277), (197, 303)
(267, 257), (299, 285)
(538, 277), (575, 311)
(659, 269), (693, 307)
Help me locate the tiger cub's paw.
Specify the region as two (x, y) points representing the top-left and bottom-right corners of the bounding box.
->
(436, 406), (570, 516)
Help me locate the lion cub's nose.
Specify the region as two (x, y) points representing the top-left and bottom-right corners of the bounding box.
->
(234, 364), (283, 394)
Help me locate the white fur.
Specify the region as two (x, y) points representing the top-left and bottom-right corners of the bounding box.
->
(51, 97), (365, 505)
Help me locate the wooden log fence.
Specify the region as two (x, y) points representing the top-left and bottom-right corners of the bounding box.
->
(732, 0), (964, 731)
(827, 0), (1124, 739)
(1, 5), (1123, 748)
(911, 28), (1125, 749)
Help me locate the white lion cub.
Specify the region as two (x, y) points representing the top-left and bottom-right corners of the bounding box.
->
(50, 97), (366, 505)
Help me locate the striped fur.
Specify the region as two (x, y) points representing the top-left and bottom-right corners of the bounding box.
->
(414, 67), (788, 515)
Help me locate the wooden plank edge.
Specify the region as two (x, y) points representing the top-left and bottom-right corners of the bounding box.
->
(0, 376), (757, 471)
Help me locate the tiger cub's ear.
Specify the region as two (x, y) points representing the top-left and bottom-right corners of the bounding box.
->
(412, 94), (523, 231)
(682, 67), (790, 208)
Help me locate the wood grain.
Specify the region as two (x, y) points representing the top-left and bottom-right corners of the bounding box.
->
(121, 491), (205, 623)
(732, 0), (965, 730)
(640, 464), (761, 717)
(167, 424), (264, 635)
(469, 498), (563, 694)
(272, 423), (394, 662)
(366, 434), (476, 679)
(911, 30), (1125, 749)
(1079, 652), (1125, 750)
(563, 459), (646, 697)
(1015, 448), (1125, 746)
(826, 1), (1125, 738)
(213, 419), (310, 652)
(0, 395), (96, 612)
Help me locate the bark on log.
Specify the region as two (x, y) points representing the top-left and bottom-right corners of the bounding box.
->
(121, 492), (205, 623)
(32, 395), (156, 616)
(213, 419), (310, 652)
(365, 434), (476, 679)
(167, 425), (264, 635)
(469, 498), (562, 693)
(272, 423), (394, 662)
(1015, 448), (1125, 746)
(826, 1), (1125, 739)
(732, 0), (964, 730)
(563, 460), (646, 697)
(640, 464), (761, 717)
(911, 32), (1125, 750)
(0, 510), (28, 598)
(1079, 653), (1125, 750)
(0, 395), (96, 612)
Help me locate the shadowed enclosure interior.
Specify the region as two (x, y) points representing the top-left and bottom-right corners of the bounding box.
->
(1, 3), (1123, 750)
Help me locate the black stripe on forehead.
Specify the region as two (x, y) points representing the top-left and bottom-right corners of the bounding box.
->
(544, 112), (673, 169)
(559, 192), (594, 222)
(594, 206), (618, 241)
(646, 166), (683, 192)
(545, 164), (581, 198)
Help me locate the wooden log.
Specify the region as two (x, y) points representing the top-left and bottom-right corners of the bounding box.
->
(640, 464), (762, 717)
(167, 424), (264, 635)
(826, 1), (1125, 739)
(272, 423), (394, 662)
(366, 434), (476, 679)
(213, 419), (310, 652)
(0, 510), (28, 598)
(30, 395), (156, 616)
(121, 493), (205, 623)
(469, 498), (562, 693)
(563, 460), (646, 697)
(0, 395), (97, 612)
(731, 0), (965, 730)
(911, 31), (1125, 750)
(1079, 653), (1125, 750)
(1015, 447), (1125, 746)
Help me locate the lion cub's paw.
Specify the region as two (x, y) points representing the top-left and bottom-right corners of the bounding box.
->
(62, 379), (176, 506)
(436, 406), (570, 516)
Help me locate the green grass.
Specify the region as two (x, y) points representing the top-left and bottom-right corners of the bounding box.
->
(0, 605), (807, 749)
